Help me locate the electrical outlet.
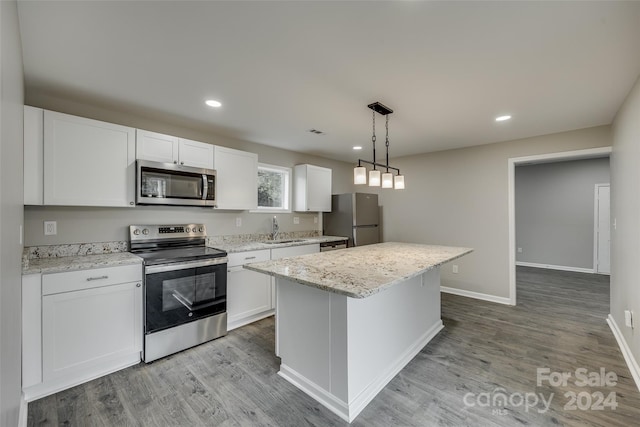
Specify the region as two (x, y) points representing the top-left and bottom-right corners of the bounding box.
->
(517, 247), (523, 253)
(613, 218), (617, 230)
(44, 221), (57, 236)
(452, 264), (459, 274)
(235, 217), (242, 227)
(314, 216), (318, 224)
(19, 225), (23, 245)
(293, 217), (300, 225)
(625, 310), (634, 328)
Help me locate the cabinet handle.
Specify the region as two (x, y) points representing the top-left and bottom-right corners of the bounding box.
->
(86, 275), (108, 282)
(174, 160), (178, 164)
(129, 201), (134, 205)
(244, 256), (256, 260)
(136, 283), (141, 287)
(181, 161), (184, 165)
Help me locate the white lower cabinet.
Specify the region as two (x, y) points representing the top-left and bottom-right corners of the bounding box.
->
(22, 264), (143, 401)
(226, 244), (320, 332)
(227, 250), (272, 331)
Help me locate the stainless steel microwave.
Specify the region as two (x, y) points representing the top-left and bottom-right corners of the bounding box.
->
(136, 160), (216, 207)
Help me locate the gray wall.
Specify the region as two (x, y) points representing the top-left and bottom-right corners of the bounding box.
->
(375, 125), (611, 299)
(611, 74), (640, 378)
(23, 96), (355, 246)
(515, 158), (610, 270)
(0, 0), (24, 424)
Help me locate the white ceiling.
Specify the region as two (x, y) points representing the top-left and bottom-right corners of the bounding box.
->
(17, 1), (640, 162)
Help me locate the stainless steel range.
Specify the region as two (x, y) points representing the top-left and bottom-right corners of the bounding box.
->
(129, 224), (227, 362)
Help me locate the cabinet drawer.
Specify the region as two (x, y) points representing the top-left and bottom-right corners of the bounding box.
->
(43, 264), (143, 296)
(227, 249), (270, 268)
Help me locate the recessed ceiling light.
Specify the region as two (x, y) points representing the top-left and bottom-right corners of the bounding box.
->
(495, 115), (511, 122)
(353, 146), (363, 150)
(205, 99), (222, 108)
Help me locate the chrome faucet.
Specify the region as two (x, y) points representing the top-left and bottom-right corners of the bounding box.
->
(272, 216), (279, 241)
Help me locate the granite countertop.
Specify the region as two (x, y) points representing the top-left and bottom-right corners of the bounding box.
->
(244, 242), (473, 299)
(210, 235), (349, 253)
(23, 252), (143, 275)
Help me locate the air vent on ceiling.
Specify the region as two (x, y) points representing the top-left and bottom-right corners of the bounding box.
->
(308, 129), (325, 135)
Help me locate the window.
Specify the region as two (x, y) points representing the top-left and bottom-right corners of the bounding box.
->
(255, 164), (291, 212)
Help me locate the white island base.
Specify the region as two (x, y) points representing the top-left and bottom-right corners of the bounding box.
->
(275, 268), (442, 423)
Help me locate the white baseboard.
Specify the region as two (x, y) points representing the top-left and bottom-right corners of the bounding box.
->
(18, 392), (27, 427)
(440, 286), (512, 305)
(607, 314), (640, 392)
(516, 261), (594, 274)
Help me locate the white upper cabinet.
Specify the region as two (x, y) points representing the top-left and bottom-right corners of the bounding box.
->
(293, 164), (332, 212)
(135, 129), (179, 164)
(43, 110), (136, 207)
(213, 146), (258, 210)
(24, 106), (44, 205)
(178, 138), (214, 169)
(136, 129), (214, 169)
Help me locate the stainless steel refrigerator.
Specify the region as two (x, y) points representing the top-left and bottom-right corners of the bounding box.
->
(323, 193), (380, 247)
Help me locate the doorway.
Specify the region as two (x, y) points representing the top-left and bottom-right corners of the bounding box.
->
(507, 147), (612, 305)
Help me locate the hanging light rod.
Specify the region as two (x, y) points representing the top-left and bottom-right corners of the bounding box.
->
(354, 101), (405, 189)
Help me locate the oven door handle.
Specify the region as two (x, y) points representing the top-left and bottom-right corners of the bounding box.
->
(145, 257), (228, 274)
(172, 291), (226, 312)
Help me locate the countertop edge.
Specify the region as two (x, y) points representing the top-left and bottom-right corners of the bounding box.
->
(245, 247), (474, 299)
(210, 235), (349, 253)
(23, 253), (143, 275)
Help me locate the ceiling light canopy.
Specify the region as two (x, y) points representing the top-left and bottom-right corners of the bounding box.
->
(205, 99), (222, 108)
(495, 115), (511, 122)
(353, 102), (405, 190)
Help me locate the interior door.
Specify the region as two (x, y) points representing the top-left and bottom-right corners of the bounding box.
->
(595, 184), (610, 274)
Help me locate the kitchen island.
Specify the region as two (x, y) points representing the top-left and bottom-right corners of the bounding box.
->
(245, 242), (472, 422)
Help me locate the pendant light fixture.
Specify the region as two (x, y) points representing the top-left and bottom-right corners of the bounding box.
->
(353, 102), (405, 190)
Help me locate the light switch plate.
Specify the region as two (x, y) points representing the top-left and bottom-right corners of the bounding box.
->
(235, 217), (242, 227)
(293, 217), (300, 225)
(452, 264), (459, 274)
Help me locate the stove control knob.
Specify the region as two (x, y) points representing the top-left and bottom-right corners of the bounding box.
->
(185, 227), (190, 233)
(142, 228), (149, 235)
(198, 226), (204, 232)
(133, 229), (141, 236)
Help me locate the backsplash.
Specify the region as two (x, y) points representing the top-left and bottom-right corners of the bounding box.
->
(206, 230), (320, 246)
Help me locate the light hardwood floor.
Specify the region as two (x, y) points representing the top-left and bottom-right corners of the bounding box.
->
(28, 267), (640, 426)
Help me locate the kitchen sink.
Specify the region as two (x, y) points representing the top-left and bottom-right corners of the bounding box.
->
(262, 239), (306, 244)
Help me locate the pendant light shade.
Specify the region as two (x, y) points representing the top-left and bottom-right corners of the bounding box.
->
(369, 170), (381, 186)
(354, 102), (406, 190)
(381, 172), (393, 188)
(354, 166), (367, 185)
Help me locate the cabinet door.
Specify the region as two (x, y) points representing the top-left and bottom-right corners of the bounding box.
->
(135, 129), (179, 164)
(294, 164), (332, 212)
(226, 267), (272, 330)
(22, 274), (42, 388)
(42, 281), (142, 381)
(44, 111), (136, 207)
(306, 165), (332, 212)
(178, 138), (214, 169)
(24, 106), (44, 205)
(213, 146), (258, 210)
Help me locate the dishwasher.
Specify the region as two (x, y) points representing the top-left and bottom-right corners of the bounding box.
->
(320, 240), (348, 252)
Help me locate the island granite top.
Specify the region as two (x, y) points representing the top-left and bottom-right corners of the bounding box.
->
(244, 242), (473, 298)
